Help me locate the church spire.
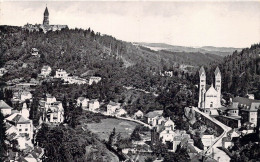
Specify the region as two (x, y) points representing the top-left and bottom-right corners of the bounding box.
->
(43, 6), (49, 25)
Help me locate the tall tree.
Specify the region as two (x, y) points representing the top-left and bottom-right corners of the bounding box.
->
(0, 111), (7, 161)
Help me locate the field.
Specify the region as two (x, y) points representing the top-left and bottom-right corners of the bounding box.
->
(86, 118), (140, 141)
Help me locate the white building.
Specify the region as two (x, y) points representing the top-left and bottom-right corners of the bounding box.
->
(0, 100), (13, 116)
(5, 112), (34, 140)
(145, 110), (164, 127)
(116, 108), (127, 117)
(133, 110), (144, 119)
(107, 101), (120, 116)
(89, 99), (100, 112)
(21, 103), (29, 119)
(20, 91), (32, 102)
(201, 134), (215, 154)
(31, 48), (39, 56)
(40, 66), (52, 77)
(198, 67), (222, 113)
(41, 94), (64, 124)
(89, 76), (101, 85)
(55, 69), (68, 79)
(159, 118), (175, 143)
(64, 76), (87, 85)
(77, 97), (89, 109)
(0, 68), (7, 77)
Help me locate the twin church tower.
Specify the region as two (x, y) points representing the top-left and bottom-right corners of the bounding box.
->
(198, 66), (222, 109)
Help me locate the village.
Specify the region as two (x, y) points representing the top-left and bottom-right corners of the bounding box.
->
(1, 60), (260, 161)
(1, 3), (260, 162)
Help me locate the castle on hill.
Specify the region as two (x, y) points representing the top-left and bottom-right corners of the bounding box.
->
(198, 66), (222, 114)
(23, 6), (68, 33)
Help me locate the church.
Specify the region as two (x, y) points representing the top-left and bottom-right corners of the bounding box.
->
(198, 66), (222, 113)
(23, 6), (68, 33)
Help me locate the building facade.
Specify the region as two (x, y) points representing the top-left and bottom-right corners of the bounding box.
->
(198, 67), (222, 110)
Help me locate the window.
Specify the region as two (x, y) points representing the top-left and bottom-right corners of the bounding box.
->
(210, 102), (213, 108)
(25, 128), (28, 131)
(19, 129), (22, 132)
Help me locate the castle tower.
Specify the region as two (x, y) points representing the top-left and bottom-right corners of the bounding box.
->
(43, 6), (49, 26)
(198, 66), (206, 108)
(214, 66), (221, 107)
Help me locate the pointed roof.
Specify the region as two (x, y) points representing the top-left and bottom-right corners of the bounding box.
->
(214, 66), (221, 76)
(0, 100), (13, 109)
(44, 6), (49, 16)
(199, 66), (205, 76)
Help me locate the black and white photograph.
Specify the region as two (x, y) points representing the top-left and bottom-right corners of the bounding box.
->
(0, 0), (260, 161)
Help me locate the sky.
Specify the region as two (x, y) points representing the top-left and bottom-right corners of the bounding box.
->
(0, 1), (260, 48)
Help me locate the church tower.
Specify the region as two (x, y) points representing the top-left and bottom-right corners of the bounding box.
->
(214, 66), (221, 106)
(198, 66), (206, 108)
(43, 6), (49, 26)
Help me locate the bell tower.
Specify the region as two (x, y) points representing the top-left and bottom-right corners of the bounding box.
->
(43, 6), (49, 26)
(198, 66), (206, 108)
(214, 66), (221, 107)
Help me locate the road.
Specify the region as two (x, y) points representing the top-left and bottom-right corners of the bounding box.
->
(192, 107), (231, 162)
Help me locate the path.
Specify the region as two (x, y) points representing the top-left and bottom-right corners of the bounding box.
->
(192, 107), (231, 162)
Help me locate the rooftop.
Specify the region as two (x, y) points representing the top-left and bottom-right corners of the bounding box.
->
(145, 110), (163, 118)
(0, 100), (13, 109)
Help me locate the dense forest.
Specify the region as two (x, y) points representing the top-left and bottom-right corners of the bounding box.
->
(204, 44), (260, 100)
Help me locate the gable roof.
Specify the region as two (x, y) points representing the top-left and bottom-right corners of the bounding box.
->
(145, 110), (163, 118)
(228, 102), (239, 110)
(0, 100), (13, 109)
(233, 97), (260, 111)
(42, 66), (51, 71)
(6, 113), (31, 124)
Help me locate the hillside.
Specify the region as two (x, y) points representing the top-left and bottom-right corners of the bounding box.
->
(135, 42), (242, 57)
(207, 43), (260, 99)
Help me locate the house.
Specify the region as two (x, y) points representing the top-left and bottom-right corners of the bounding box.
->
(31, 48), (39, 56)
(133, 110), (144, 119)
(234, 97), (260, 126)
(0, 100), (13, 116)
(64, 76), (87, 84)
(159, 118), (175, 143)
(89, 99), (100, 112)
(116, 108), (127, 117)
(0, 68), (7, 77)
(222, 137), (233, 149)
(144, 110), (163, 127)
(55, 69), (68, 79)
(89, 76), (101, 85)
(20, 91), (32, 102)
(40, 66), (52, 77)
(227, 102), (239, 117)
(201, 134), (215, 154)
(5, 112), (34, 139)
(159, 129), (175, 143)
(21, 103), (29, 119)
(77, 97), (89, 109)
(246, 94), (255, 100)
(41, 94), (64, 124)
(107, 101), (120, 115)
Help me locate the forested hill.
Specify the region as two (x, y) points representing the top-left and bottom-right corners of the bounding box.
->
(208, 44), (260, 99)
(0, 25), (222, 74)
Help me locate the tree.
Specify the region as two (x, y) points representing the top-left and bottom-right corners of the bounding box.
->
(130, 127), (141, 141)
(0, 111), (7, 161)
(108, 127), (116, 146)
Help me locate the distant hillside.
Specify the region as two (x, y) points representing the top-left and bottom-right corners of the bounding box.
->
(135, 42), (242, 57)
(207, 43), (260, 99)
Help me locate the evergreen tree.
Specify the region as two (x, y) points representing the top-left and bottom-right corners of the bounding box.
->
(0, 111), (7, 161)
